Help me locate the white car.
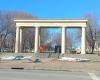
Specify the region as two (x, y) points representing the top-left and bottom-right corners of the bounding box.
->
(1, 56), (15, 60)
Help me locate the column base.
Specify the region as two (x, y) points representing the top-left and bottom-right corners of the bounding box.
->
(60, 53), (65, 58)
(81, 52), (86, 54)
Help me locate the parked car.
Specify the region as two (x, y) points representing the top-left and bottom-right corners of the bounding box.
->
(14, 56), (24, 60)
(76, 49), (81, 54)
(0, 48), (10, 52)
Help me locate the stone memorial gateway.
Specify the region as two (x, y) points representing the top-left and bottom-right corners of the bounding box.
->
(14, 19), (88, 55)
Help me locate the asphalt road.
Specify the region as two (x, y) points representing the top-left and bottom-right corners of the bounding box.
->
(0, 70), (100, 80)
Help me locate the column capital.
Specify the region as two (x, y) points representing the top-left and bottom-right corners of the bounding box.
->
(81, 26), (86, 28)
(62, 26), (66, 28)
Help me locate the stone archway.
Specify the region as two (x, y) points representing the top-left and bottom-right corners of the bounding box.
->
(14, 19), (88, 55)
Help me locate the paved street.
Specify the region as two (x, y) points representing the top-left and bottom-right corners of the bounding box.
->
(0, 70), (100, 80)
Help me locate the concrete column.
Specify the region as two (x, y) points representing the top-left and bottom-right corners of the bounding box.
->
(19, 28), (23, 53)
(15, 27), (20, 53)
(81, 27), (86, 54)
(34, 27), (39, 53)
(61, 27), (66, 55)
(39, 29), (41, 47)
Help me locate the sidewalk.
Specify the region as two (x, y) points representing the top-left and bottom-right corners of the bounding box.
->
(0, 53), (100, 72)
(0, 58), (100, 72)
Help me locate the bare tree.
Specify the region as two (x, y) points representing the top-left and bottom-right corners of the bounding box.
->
(85, 14), (99, 53)
(76, 14), (99, 53)
(40, 28), (49, 45)
(52, 32), (61, 46)
(0, 10), (50, 53)
(52, 31), (73, 49)
(22, 28), (35, 52)
(0, 11), (35, 52)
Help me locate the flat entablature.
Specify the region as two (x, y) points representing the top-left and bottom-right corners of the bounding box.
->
(14, 19), (88, 28)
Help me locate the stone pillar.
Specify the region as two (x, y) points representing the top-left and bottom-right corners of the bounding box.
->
(19, 28), (23, 53)
(61, 27), (66, 55)
(34, 27), (39, 53)
(39, 29), (41, 47)
(15, 27), (20, 53)
(81, 27), (86, 54)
